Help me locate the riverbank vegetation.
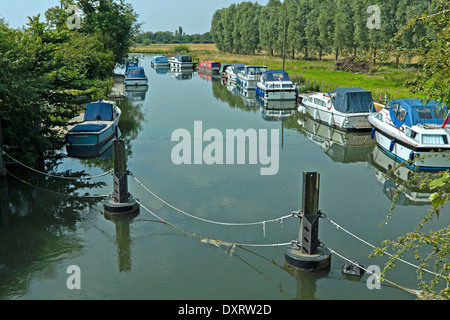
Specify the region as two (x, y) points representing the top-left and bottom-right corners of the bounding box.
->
(131, 43), (419, 101)
(0, 0), (139, 164)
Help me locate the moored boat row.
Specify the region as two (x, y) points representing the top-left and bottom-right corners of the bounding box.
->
(101, 54), (450, 172)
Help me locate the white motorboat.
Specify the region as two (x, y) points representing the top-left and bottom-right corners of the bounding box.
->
(301, 87), (380, 131)
(369, 98), (450, 171)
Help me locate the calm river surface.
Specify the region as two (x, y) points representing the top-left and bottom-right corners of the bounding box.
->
(1, 54), (448, 300)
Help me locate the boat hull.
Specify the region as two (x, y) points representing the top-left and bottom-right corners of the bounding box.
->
(256, 85), (297, 101)
(170, 62), (194, 69)
(372, 127), (450, 171)
(151, 62), (169, 68)
(125, 78), (148, 86)
(67, 123), (119, 147)
(303, 101), (371, 131)
(198, 66), (220, 75)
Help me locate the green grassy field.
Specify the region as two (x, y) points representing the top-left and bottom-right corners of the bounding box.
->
(131, 43), (421, 102)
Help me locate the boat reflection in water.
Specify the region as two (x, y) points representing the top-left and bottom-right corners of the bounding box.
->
(125, 85), (149, 105)
(261, 107), (295, 122)
(66, 128), (121, 159)
(298, 115), (376, 163)
(169, 68), (194, 81)
(368, 145), (435, 205)
(237, 86), (258, 108)
(198, 71), (220, 82)
(257, 96), (297, 111)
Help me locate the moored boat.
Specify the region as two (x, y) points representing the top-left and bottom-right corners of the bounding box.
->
(301, 87), (379, 131)
(369, 98), (450, 171)
(66, 100), (121, 147)
(219, 63), (231, 78)
(236, 65), (267, 90)
(125, 66), (148, 86)
(225, 63), (245, 82)
(198, 60), (221, 75)
(169, 54), (194, 69)
(255, 70), (297, 101)
(151, 55), (169, 68)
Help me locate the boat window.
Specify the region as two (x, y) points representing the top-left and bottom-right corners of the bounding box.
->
(393, 103), (407, 122)
(314, 98), (326, 107)
(422, 134), (447, 145)
(433, 108), (448, 121)
(308, 97), (313, 103)
(282, 84), (292, 89)
(274, 84), (281, 89)
(405, 127), (418, 141)
(375, 113), (383, 121)
(416, 108), (434, 120)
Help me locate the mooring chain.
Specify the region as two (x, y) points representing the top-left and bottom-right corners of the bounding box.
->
(130, 172), (296, 228)
(135, 198), (293, 249)
(319, 211), (442, 278)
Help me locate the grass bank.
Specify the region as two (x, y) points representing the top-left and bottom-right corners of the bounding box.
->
(131, 43), (421, 101)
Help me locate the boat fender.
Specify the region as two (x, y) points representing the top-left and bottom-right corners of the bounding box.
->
(324, 140), (330, 149)
(409, 151), (415, 161)
(371, 128), (376, 140)
(327, 100), (332, 110)
(389, 139), (396, 152)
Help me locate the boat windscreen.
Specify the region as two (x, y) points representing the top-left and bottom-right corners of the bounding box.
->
(84, 103), (114, 121)
(127, 68), (146, 78)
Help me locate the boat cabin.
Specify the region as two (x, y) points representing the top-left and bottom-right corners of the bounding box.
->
(125, 62), (138, 73)
(388, 99), (449, 129)
(241, 65), (267, 77)
(174, 54), (193, 63)
(260, 70), (295, 89)
(153, 56), (169, 63)
(328, 87), (374, 114)
(126, 67), (147, 79)
(199, 61), (221, 70)
(84, 101), (118, 122)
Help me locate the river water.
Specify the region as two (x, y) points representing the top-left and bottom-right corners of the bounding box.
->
(1, 54), (448, 300)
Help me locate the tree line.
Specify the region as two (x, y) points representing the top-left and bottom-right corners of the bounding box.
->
(210, 0), (434, 62)
(0, 0), (139, 164)
(135, 28), (213, 45)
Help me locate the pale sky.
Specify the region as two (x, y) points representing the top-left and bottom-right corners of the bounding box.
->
(0, 0), (269, 34)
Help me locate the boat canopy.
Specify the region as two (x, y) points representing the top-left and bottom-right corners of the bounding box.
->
(389, 98), (448, 128)
(328, 87), (374, 114)
(220, 63), (231, 73)
(175, 54), (193, 62)
(84, 102), (114, 121)
(262, 70), (291, 82)
(243, 65), (267, 75)
(125, 62), (138, 72)
(230, 64), (246, 74)
(154, 56), (168, 63)
(126, 67), (147, 79)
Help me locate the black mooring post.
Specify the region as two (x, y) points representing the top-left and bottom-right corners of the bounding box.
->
(103, 139), (139, 219)
(284, 171), (330, 272)
(113, 139), (128, 204)
(298, 171), (320, 255)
